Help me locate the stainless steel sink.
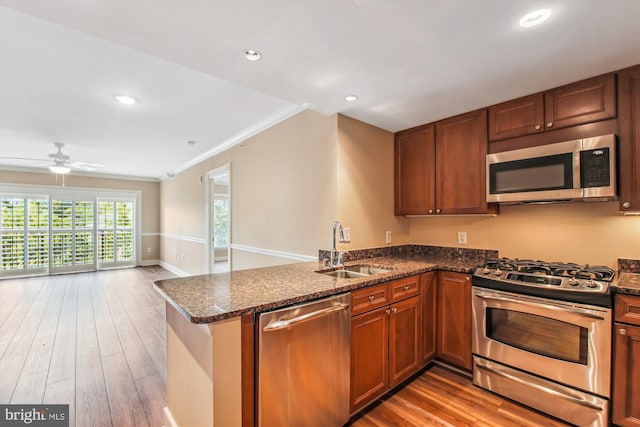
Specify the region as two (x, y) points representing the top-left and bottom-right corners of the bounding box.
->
(317, 264), (392, 278)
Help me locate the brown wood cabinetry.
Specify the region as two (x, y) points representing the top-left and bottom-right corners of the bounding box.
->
(488, 73), (616, 142)
(613, 294), (640, 426)
(436, 271), (472, 370)
(394, 124), (435, 215)
(394, 110), (496, 216)
(436, 109), (492, 215)
(421, 272), (437, 365)
(618, 65), (640, 212)
(350, 276), (421, 413)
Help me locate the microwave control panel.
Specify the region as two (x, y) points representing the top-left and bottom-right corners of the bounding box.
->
(580, 147), (610, 188)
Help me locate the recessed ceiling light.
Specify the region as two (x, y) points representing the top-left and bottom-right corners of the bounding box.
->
(344, 95), (358, 102)
(243, 49), (262, 61)
(519, 9), (551, 28)
(114, 94), (139, 105)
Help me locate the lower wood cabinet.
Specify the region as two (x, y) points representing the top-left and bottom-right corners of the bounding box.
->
(436, 271), (472, 370)
(612, 294), (640, 426)
(350, 277), (421, 413)
(421, 272), (437, 365)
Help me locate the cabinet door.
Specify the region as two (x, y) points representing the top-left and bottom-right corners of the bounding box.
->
(421, 272), (437, 365)
(436, 109), (492, 214)
(612, 323), (640, 426)
(544, 73), (616, 131)
(436, 271), (472, 370)
(389, 295), (421, 387)
(350, 306), (389, 413)
(488, 93), (544, 141)
(394, 124), (436, 215)
(618, 65), (640, 212)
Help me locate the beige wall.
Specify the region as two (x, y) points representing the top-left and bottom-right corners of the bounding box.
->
(159, 109), (338, 274)
(336, 114), (410, 250)
(0, 169), (161, 262)
(408, 202), (640, 268)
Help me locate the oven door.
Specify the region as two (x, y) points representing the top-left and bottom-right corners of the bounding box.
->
(472, 287), (611, 397)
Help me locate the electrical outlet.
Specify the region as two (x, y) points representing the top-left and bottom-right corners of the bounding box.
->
(385, 231), (392, 244)
(343, 227), (351, 243)
(457, 231), (467, 245)
(147, 247), (152, 253)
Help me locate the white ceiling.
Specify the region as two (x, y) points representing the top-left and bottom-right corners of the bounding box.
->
(1, 1), (639, 180)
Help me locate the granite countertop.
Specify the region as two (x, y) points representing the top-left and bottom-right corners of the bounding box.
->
(613, 258), (640, 296)
(614, 273), (640, 296)
(154, 255), (479, 324)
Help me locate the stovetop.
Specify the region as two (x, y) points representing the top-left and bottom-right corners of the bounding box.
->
(472, 257), (615, 307)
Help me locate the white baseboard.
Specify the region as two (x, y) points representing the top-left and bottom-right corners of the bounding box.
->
(140, 259), (161, 266)
(163, 406), (178, 427)
(159, 260), (190, 277)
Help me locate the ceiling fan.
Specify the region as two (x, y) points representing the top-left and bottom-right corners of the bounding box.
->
(0, 142), (106, 174)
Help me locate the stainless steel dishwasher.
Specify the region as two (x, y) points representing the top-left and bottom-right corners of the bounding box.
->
(258, 293), (351, 426)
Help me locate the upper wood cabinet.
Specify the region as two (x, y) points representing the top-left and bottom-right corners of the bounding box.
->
(395, 110), (496, 216)
(488, 73), (616, 142)
(394, 124), (435, 215)
(618, 64), (640, 212)
(436, 109), (494, 215)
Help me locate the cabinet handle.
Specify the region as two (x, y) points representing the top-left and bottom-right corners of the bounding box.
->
(385, 309), (391, 315)
(428, 209), (433, 214)
(622, 202), (631, 209)
(466, 276), (470, 282)
(436, 209), (441, 214)
(403, 285), (410, 291)
(547, 122), (553, 128)
(368, 295), (375, 302)
(620, 328), (627, 335)
(392, 308), (397, 313)
(535, 124), (541, 130)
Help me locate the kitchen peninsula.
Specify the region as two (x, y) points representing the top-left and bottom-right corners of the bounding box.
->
(153, 245), (494, 427)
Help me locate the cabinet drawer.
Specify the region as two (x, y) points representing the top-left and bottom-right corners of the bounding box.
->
(352, 283), (389, 316)
(389, 275), (420, 303)
(615, 294), (640, 326)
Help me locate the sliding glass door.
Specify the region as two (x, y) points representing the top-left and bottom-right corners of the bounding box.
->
(0, 191), (137, 277)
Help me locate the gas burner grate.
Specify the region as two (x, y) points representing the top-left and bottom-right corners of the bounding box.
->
(480, 259), (615, 282)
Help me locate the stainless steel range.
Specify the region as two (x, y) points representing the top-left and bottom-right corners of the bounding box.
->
(472, 258), (614, 427)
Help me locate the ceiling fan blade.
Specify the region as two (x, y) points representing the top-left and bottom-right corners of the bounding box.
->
(0, 156), (50, 162)
(72, 160), (106, 168)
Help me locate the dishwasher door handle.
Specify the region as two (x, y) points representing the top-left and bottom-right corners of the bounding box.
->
(262, 303), (350, 331)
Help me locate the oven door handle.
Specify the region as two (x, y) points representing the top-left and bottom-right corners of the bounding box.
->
(475, 360), (603, 411)
(474, 293), (605, 320)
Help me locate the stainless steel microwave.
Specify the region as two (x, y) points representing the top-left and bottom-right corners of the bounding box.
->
(486, 134), (616, 203)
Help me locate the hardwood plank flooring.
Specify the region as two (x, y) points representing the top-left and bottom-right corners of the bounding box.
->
(349, 365), (570, 427)
(2, 267), (572, 427)
(0, 267), (171, 427)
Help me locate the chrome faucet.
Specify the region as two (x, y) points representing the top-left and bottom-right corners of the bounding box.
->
(330, 220), (345, 267)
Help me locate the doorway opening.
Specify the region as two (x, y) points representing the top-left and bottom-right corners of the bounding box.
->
(206, 164), (230, 273)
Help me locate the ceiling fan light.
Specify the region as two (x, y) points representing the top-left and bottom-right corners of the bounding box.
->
(50, 165), (71, 174)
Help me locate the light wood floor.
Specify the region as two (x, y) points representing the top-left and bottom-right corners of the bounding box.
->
(2, 267), (570, 427)
(0, 266), (173, 427)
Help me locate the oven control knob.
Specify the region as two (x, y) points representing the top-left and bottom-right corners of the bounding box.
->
(586, 280), (598, 288)
(568, 278), (580, 286)
(494, 268), (502, 276)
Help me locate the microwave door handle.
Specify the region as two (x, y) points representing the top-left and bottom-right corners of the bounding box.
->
(474, 293), (605, 320)
(474, 360), (603, 411)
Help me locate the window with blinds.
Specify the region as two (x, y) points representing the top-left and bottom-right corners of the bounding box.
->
(0, 190), (137, 277)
